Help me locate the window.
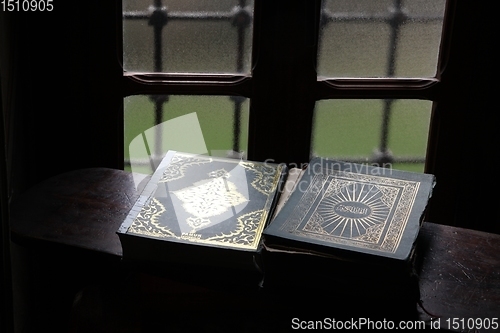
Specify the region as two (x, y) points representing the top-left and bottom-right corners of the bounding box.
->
(122, 0), (448, 179)
(123, 0), (255, 174)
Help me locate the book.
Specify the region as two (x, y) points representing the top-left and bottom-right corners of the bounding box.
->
(261, 157), (435, 299)
(271, 167), (305, 219)
(117, 151), (287, 272)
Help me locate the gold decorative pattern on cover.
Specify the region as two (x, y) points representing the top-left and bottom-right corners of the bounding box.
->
(128, 196), (265, 249)
(280, 170), (420, 253)
(204, 209), (267, 247)
(159, 153), (211, 183)
(125, 152), (282, 251)
(240, 161), (280, 195)
(127, 198), (175, 238)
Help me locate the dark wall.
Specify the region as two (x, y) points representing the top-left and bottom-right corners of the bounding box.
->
(1, 4), (123, 331)
(1, 1), (123, 200)
(426, 1), (498, 233)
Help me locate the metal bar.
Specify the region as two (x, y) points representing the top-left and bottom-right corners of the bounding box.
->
(375, 0), (404, 165)
(166, 11), (233, 21)
(150, 0), (168, 171)
(124, 11), (234, 21)
(149, 1), (166, 73)
(380, 99), (393, 156)
(123, 11), (150, 20)
(125, 8), (443, 24)
(231, 0), (250, 154)
(321, 11), (443, 23)
(232, 99), (242, 153)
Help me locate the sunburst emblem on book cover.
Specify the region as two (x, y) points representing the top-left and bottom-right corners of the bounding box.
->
(309, 181), (392, 238)
(283, 171), (420, 253)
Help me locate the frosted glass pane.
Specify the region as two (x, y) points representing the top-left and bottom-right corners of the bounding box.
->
(124, 95), (249, 174)
(123, 0), (254, 74)
(318, 0), (446, 78)
(311, 99), (432, 172)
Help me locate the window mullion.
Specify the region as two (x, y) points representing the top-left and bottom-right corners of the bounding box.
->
(248, 0), (320, 165)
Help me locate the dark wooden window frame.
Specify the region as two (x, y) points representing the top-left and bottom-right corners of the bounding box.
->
(123, 0), (446, 164)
